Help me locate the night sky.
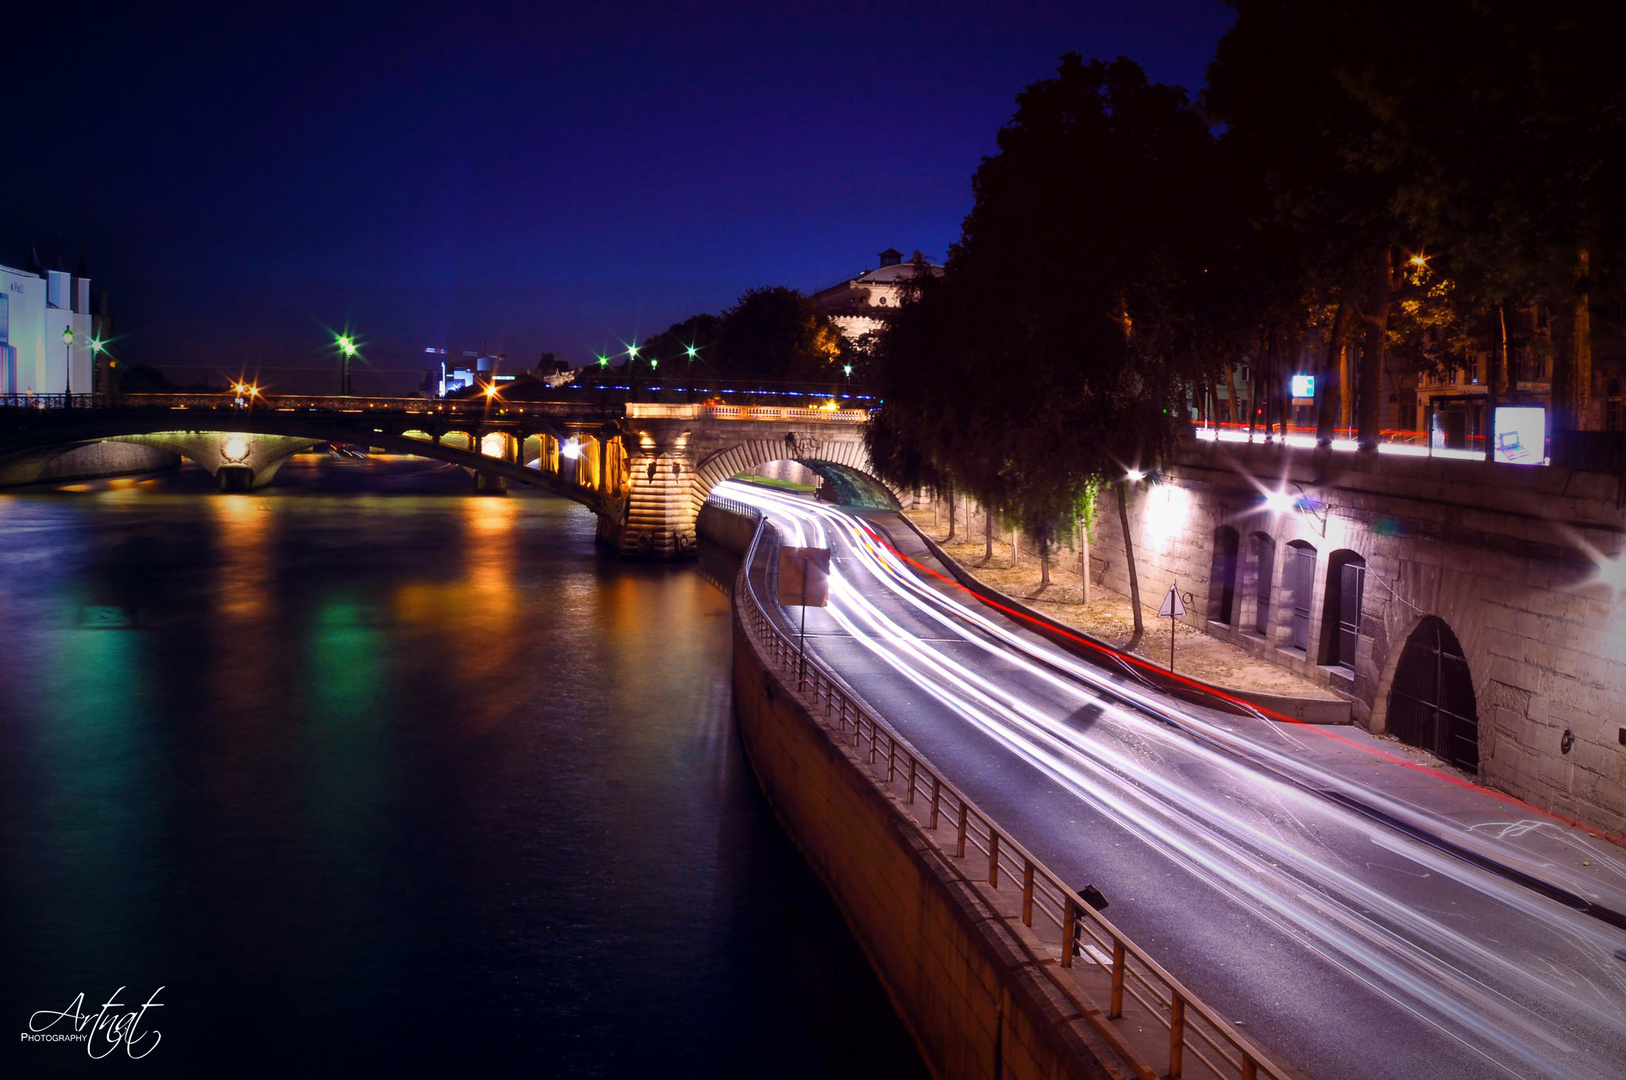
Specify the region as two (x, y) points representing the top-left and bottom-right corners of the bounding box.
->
(7, 2), (1232, 393)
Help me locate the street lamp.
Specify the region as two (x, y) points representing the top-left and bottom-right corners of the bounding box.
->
(89, 337), (105, 400)
(336, 333), (358, 396)
(61, 325), (74, 409)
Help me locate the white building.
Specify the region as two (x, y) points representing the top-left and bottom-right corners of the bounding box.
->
(1, 256), (98, 399)
(811, 247), (943, 342)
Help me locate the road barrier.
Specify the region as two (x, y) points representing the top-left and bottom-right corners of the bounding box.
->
(734, 506), (1294, 1080)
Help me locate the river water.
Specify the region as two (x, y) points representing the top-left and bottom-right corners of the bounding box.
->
(0, 455), (924, 1077)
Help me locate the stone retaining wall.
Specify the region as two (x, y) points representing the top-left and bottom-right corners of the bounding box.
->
(732, 602), (1135, 1080)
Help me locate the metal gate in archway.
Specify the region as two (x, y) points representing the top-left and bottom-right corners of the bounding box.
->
(1387, 617), (1479, 771)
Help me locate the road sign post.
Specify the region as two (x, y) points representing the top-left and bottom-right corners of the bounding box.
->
(1157, 584), (1187, 672)
(779, 546), (831, 691)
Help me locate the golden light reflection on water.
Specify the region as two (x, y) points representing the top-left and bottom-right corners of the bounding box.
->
(391, 497), (523, 717)
(213, 496), (273, 621)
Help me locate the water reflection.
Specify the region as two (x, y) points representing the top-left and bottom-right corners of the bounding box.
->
(0, 456), (925, 1077)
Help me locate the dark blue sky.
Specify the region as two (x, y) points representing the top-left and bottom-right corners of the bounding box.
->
(8, 1), (1232, 392)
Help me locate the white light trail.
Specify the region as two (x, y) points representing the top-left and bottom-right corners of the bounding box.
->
(715, 481), (1626, 1079)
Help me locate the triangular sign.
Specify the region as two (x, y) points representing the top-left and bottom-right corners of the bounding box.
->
(1157, 585), (1186, 618)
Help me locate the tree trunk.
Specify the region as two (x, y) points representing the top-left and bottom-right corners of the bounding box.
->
(1554, 248), (1593, 433)
(1358, 250), (1394, 451)
(1117, 481), (1144, 650)
(1079, 522), (1092, 606)
(1248, 331), (1262, 441)
(1223, 363), (1240, 424)
(1486, 301), (1508, 462)
(983, 511), (993, 564)
(1010, 525), (1019, 565)
(1039, 534), (1051, 588)
(945, 487), (956, 542)
(1317, 300), (1350, 446)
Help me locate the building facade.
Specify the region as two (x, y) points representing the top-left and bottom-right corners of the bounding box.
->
(0, 255), (102, 399)
(811, 247), (942, 342)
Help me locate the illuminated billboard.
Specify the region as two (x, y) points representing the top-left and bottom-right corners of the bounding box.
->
(1289, 374), (1315, 398)
(1493, 406), (1545, 465)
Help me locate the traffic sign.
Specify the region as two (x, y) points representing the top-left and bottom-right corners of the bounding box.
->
(1157, 585), (1186, 618)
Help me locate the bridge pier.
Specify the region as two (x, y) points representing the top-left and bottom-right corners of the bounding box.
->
(217, 465), (255, 492)
(600, 418), (698, 559)
(474, 471), (509, 495)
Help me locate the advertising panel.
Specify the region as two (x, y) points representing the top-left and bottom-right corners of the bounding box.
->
(1493, 406), (1546, 465)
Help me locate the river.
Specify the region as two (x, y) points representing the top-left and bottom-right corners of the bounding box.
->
(0, 454), (925, 1077)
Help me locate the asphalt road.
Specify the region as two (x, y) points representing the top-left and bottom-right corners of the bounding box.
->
(719, 481), (1626, 1080)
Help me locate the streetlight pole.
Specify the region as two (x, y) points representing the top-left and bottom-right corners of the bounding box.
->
(61, 325), (74, 409)
(89, 337), (105, 402)
(336, 333), (358, 396)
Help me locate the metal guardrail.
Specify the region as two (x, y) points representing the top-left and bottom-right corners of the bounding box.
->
(732, 509), (1292, 1080)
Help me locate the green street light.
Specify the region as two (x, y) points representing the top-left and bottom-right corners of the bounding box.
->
(596, 353), (609, 368)
(626, 342), (640, 361)
(685, 344), (698, 361)
(649, 358), (658, 371)
(336, 332), (359, 395)
(61, 325), (74, 407)
(842, 364), (853, 379)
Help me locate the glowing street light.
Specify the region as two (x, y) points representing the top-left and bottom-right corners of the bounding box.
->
(685, 344), (699, 361)
(561, 437), (582, 460)
(1262, 488), (1296, 514)
(61, 325), (74, 408)
(87, 336), (106, 397)
(842, 364), (853, 379)
(336, 332), (359, 396)
(1125, 468), (1146, 482)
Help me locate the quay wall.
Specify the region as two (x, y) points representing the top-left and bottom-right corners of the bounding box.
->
(731, 587), (1134, 1080)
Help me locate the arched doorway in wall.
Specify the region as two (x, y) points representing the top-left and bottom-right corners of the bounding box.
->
(1208, 526), (1239, 626)
(1320, 550), (1367, 670)
(1282, 540), (1317, 652)
(1248, 532), (1275, 636)
(1387, 617), (1479, 771)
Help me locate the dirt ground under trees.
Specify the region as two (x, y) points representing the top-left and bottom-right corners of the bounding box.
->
(902, 509), (1337, 700)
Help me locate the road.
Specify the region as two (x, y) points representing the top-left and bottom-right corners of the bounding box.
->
(716, 480), (1626, 1080)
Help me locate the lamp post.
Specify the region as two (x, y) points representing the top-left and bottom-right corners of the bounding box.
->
(89, 337), (105, 402)
(336, 333), (358, 396)
(61, 325), (74, 409)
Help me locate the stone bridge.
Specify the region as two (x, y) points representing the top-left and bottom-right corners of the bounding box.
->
(0, 393), (892, 559)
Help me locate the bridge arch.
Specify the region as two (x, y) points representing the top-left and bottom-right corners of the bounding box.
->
(689, 435), (902, 515)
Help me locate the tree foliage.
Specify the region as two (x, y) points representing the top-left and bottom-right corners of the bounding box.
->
(869, 55), (1220, 613)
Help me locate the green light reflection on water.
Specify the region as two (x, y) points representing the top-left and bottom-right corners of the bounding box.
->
(303, 597), (391, 866)
(31, 604), (162, 975)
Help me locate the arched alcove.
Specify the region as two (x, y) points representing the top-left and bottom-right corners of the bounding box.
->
(1282, 540), (1317, 652)
(1319, 550), (1367, 669)
(1208, 525), (1240, 626)
(1247, 532), (1275, 636)
(1386, 617), (1479, 771)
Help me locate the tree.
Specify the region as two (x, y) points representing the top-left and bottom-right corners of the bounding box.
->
(715, 287), (849, 381)
(635, 313), (723, 375)
(870, 55), (1221, 640)
(1209, 1), (1626, 446)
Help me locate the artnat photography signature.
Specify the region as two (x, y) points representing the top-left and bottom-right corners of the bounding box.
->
(21, 986), (164, 1059)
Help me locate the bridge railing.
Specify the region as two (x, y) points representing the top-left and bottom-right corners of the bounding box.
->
(1, 393), (97, 410)
(732, 509), (1293, 1080)
(4, 392), (873, 425)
